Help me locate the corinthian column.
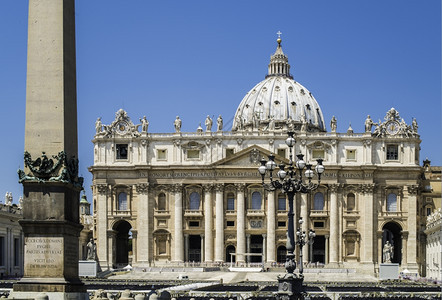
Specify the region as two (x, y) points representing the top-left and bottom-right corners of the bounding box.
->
(203, 184), (213, 262)
(361, 184), (375, 265)
(235, 183), (246, 263)
(406, 185), (418, 269)
(214, 184), (224, 262)
(136, 183), (150, 266)
(329, 184), (339, 265)
(172, 184), (184, 262)
(266, 190), (276, 263)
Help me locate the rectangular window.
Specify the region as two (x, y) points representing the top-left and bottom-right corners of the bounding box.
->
(313, 221), (324, 228)
(278, 197), (286, 211)
(189, 221), (200, 227)
(227, 221), (235, 227)
(426, 207), (432, 216)
(227, 197), (235, 211)
(278, 221), (286, 227)
(277, 148), (286, 159)
(346, 149), (356, 161)
(187, 149), (200, 159)
(312, 150), (325, 159)
(14, 238), (19, 266)
(158, 240), (167, 255)
(226, 148), (235, 158)
(116, 144), (128, 159)
(157, 149), (167, 160)
(386, 145), (398, 160)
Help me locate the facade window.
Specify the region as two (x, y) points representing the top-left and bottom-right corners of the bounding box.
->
(346, 149), (356, 161)
(118, 192), (128, 211)
(346, 240), (356, 256)
(227, 193), (235, 211)
(277, 195), (286, 211)
(189, 192), (200, 210)
(347, 193), (355, 211)
(278, 221), (286, 227)
(158, 193), (166, 211)
(187, 149), (200, 159)
(277, 148), (286, 158)
(426, 206), (432, 216)
(251, 191), (262, 210)
(158, 239), (167, 255)
(314, 221), (324, 228)
(227, 221), (235, 227)
(386, 193), (397, 212)
(116, 144), (128, 160)
(157, 149), (167, 160)
(226, 148), (235, 158)
(313, 192), (324, 210)
(189, 221), (200, 227)
(386, 145), (398, 160)
(312, 150), (325, 159)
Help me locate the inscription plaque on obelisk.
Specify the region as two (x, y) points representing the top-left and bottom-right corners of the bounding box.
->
(13, 0), (87, 298)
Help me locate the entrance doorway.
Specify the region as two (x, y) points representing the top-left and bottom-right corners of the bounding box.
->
(226, 245), (236, 263)
(382, 222), (402, 264)
(188, 235), (201, 262)
(312, 235), (325, 264)
(250, 235), (263, 263)
(113, 220), (132, 267)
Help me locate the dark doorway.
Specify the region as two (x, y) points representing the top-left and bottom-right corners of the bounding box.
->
(250, 235), (263, 263)
(277, 246), (287, 263)
(382, 222), (402, 264)
(312, 235), (325, 264)
(114, 221), (132, 267)
(226, 245), (236, 263)
(188, 235), (201, 262)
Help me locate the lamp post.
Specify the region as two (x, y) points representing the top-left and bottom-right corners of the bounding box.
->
(296, 218), (316, 275)
(258, 131), (324, 300)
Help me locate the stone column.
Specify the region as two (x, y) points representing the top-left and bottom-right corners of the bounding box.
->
(300, 193), (308, 264)
(200, 234), (205, 262)
(402, 231), (409, 267)
(329, 184), (339, 264)
(131, 230), (137, 266)
(262, 234), (267, 263)
(406, 186), (418, 270)
(203, 185), (213, 262)
(172, 184), (184, 262)
(236, 183), (246, 263)
(325, 235), (329, 264)
(108, 230), (116, 268)
(361, 184), (375, 266)
(96, 184), (109, 269)
(214, 184), (224, 262)
(266, 190), (276, 263)
(136, 183), (150, 266)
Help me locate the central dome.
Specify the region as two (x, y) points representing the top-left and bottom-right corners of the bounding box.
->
(232, 38), (325, 132)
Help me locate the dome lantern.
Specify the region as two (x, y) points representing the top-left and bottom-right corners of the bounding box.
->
(267, 33), (293, 79)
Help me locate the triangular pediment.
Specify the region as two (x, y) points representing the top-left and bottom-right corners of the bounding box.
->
(211, 145), (288, 167)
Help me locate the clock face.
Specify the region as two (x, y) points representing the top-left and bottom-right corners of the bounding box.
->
(386, 120), (399, 135)
(117, 121), (129, 134)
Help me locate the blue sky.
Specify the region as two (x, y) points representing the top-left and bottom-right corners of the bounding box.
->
(0, 1), (440, 204)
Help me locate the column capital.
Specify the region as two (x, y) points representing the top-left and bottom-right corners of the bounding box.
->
(328, 183), (341, 193)
(135, 183), (149, 194)
(214, 183), (224, 193)
(361, 183), (376, 194)
(234, 183), (246, 192)
(202, 184), (213, 193)
(96, 184), (108, 195)
(401, 231), (409, 239)
(171, 183), (183, 194)
(407, 185), (419, 195)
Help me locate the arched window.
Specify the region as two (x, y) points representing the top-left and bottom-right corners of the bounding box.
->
(278, 194), (286, 211)
(227, 193), (235, 211)
(158, 193), (166, 211)
(189, 192), (200, 210)
(347, 193), (355, 211)
(118, 192), (127, 211)
(251, 192), (262, 210)
(387, 193), (397, 212)
(313, 192), (324, 210)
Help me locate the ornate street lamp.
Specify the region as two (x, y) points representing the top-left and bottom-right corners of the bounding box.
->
(296, 218), (316, 276)
(258, 131), (324, 300)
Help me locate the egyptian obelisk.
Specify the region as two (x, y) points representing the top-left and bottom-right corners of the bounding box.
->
(13, 0), (87, 298)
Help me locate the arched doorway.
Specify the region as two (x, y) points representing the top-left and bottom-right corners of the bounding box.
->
(113, 220), (132, 267)
(382, 222), (402, 264)
(277, 246), (287, 263)
(226, 245), (236, 263)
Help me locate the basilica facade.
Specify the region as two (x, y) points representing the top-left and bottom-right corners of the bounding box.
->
(89, 38), (428, 276)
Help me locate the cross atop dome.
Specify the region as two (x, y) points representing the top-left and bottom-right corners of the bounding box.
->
(277, 31), (282, 46)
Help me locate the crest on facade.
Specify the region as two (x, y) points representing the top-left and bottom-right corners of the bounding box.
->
(95, 109), (141, 138)
(372, 108), (418, 138)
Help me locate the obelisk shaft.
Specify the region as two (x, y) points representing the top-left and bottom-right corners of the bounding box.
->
(25, 0), (77, 160)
